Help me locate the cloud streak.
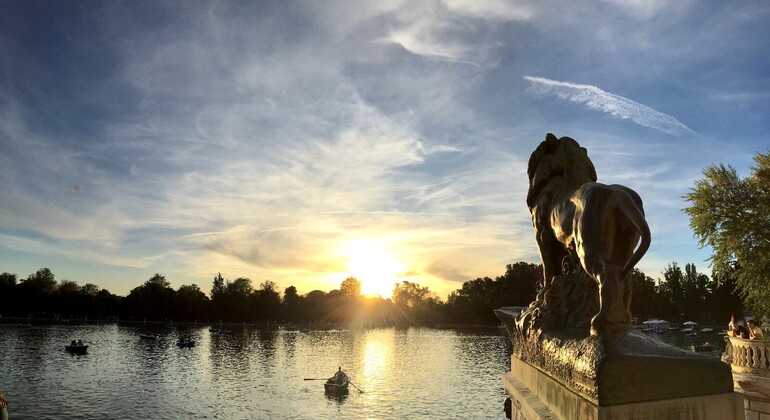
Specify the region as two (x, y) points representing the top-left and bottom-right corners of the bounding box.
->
(524, 76), (697, 136)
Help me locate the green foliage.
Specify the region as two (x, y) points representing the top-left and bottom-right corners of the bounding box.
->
(176, 284), (209, 321)
(630, 269), (657, 322)
(80, 283), (101, 297)
(123, 273), (176, 320)
(144, 273), (171, 290)
(282, 286), (302, 321)
(58, 279), (80, 294)
(392, 281), (431, 308)
(23, 267), (57, 294)
(684, 151), (770, 317)
(211, 273), (225, 298)
(340, 277), (362, 298)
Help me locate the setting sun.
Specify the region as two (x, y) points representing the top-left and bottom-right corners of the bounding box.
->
(344, 239), (405, 298)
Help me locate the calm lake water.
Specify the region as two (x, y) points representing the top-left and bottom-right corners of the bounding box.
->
(0, 324), (513, 419)
(0, 323), (726, 419)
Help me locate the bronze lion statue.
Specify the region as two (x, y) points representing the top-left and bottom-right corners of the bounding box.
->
(527, 133), (651, 335)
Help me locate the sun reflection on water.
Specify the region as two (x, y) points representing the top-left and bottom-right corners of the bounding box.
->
(362, 331), (391, 378)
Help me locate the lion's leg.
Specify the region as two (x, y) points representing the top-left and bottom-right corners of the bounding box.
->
(579, 217), (631, 335)
(612, 230), (641, 326)
(588, 266), (630, 335)
(535, 230), (567, 300)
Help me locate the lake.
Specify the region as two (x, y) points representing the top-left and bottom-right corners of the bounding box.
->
(0, 323), (727, 419)
(0, 324), (513, 419)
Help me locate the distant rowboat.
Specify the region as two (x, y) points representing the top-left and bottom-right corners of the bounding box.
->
(691, 343), (713, 352)
(139, 334), (158, 340)
(177, 338), (195, 348)
(65, 344), (88, 354)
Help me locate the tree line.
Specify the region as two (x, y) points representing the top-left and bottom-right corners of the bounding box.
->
(0, 261), (744, 326)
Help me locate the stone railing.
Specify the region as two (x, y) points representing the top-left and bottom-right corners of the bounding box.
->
(724, 336), (770, 376)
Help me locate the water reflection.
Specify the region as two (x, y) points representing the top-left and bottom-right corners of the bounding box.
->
(362, 330), (390, 379)
(2, 324), (513, 419)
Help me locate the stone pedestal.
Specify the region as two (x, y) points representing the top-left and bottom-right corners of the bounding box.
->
(504, 356), (743, 420)
(497, 307), (744, 419)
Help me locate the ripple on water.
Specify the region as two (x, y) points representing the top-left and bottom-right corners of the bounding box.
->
(1, 324), (514, 419)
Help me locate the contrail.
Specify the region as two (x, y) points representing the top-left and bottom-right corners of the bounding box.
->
(524, 76), (696, 136)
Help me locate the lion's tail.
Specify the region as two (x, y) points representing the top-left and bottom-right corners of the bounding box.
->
(619, 191), (651, 279)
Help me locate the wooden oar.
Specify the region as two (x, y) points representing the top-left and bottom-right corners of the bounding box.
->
(304, 378), (328, 380)
(349, 380), (364, 393)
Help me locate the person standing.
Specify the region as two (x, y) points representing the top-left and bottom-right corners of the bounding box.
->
(748, 319), (765, 340)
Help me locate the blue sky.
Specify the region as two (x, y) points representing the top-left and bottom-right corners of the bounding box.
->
(2, 1), (769, 298)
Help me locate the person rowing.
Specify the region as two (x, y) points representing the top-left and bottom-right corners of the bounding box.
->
(329, 367), (347, 385)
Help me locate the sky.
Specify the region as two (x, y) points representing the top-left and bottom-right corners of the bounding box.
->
(2, 1), (769, 299)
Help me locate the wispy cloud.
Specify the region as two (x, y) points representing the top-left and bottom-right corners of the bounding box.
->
(380, 1), (532, 64)
(524, 76), (697, 136)
(599, 0), (681, 20)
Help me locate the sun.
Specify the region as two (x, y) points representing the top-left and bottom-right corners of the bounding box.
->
(344, 239), (404, 298)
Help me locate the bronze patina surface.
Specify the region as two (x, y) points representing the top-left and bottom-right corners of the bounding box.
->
(497, 307), (733, 405)
(497, 134), (734, 406)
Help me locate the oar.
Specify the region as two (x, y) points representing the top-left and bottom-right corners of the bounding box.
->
(304, 378), (328, 381)
(349, 380), (364, 393)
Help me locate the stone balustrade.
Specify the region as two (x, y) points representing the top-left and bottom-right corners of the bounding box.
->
(724, 336), (770, 375)
(723, 335), (770, 419)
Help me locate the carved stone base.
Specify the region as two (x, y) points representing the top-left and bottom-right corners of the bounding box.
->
(504, 356), (744, 420)
(496, 307), (736, 407)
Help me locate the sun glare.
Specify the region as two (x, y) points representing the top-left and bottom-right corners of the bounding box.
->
(344, 239), (404, 298)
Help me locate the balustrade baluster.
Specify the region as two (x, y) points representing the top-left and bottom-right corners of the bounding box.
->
(752, 345), (760, 368)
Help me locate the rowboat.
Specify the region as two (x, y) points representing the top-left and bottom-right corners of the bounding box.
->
(177, 338), (195, 348)
(691, 343), (713, 352)
(65, 344), (88, 354)
(139, 334), (158, 340)
(324, 368), (350, 394)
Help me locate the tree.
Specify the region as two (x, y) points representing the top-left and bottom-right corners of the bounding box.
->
(58, 279), (80, 294)
(340, 276), (361, 298)
(80, 283), (101, 296)
(23, 268), (58, 294)
(660, 262), (685, 320)
(211, 272), (225, 298)
(630, 269), (657, 322)
(19, 268), (58, 315)
(705, 267), (743, 323)
(392, 281), (431, 308)
(253, 280), (281, 322)
(145, 273), (171, 289)
(0, 272), (18, 315)
(176, 284), (210, 321)
(283, 286), (302, 321)
(210, 272), (226, 320)
(496, 262), (542, 306)
(684, 153), (770, 318)
(226, 277), (253, 322)
(446, 277), (497, 324)
(121, 273), (175, 320)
